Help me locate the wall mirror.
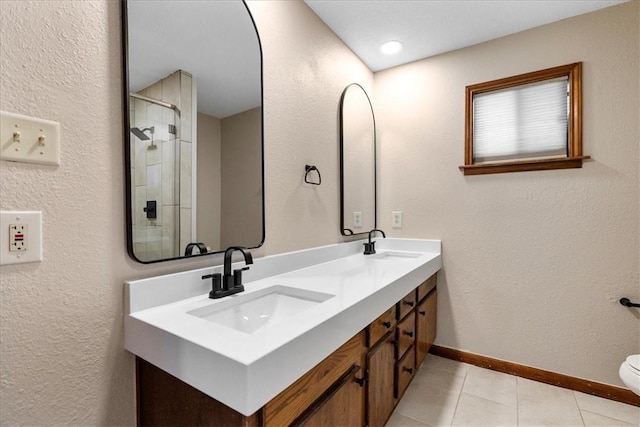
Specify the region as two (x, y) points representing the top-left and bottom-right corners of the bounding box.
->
(122, 0), (264, 263)
(340, 84), (376, 236)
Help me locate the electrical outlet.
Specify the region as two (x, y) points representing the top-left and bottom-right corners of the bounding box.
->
(392, 211), (403, 229)
(9, 224), (27, 251)
(0, 211), (42, 265)
(353, 211), (363, 228)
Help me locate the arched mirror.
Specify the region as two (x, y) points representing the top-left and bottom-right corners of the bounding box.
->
(122, 0), (264, 263)
(340, 84), (376, 236)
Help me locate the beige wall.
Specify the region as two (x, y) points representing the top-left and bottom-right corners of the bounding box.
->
(248, 1), (374, 255)
(196, 112), (222, 251)
(220, 107), (263, 248)
(0, 0), (371, 424)
(375, 1), (639, 387)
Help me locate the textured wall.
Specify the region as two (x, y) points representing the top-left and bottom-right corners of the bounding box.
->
(374, 1), (639, 387)
(0, 0), (371, 425)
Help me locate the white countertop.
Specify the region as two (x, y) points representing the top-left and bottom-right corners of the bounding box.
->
(125, 238), (442, 415)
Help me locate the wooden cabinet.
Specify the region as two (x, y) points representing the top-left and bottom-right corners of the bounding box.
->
(365, 275), (436, 426)
(394, 290), (417, 400)
(136, 357), (263, 427)
(367, 306), (395, 346)
(264, 331), (365, 427)
(396, 311), (415, 360)
(365, 331), (395, 427)
(397, 290), (417, 320)
(293, 365), (365, 427)
(395, 345), (416, 399)
(416, 288), (437, 368)
(417, 274), (437, 302)
(136, 273), (438, 427)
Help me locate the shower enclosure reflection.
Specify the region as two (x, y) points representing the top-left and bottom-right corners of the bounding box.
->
(130, 86), (187, 261)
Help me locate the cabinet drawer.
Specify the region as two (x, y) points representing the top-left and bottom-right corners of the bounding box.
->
(417, 274), (437, 302)
(415, 289), (437, 368)
(264, 331), (366, 427)
(396, 311), (415, 360)
(397, 290), (416, 320)
(395, 346), (416, 400)
(367, 306), (396, 347)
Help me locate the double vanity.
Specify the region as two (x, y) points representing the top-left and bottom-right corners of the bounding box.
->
(125, 238), (441, 425)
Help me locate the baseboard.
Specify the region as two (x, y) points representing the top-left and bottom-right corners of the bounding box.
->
(429, 345), (640, 407)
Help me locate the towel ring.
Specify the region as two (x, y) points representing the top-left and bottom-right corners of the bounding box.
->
(304, 165), (321, 185)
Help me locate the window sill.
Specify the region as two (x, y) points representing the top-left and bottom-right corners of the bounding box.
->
(459, 156), (591, 176)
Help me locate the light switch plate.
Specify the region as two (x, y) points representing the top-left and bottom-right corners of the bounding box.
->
(0, 111), (60, 166)
(0, 211), (43, 265)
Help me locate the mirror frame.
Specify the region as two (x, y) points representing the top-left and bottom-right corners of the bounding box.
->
(121, 0), (265, 263)
(339, 83), (377, 236)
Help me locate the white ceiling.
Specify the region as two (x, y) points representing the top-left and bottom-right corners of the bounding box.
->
(304, 0), (627, 72)
(127, 0), (626, 118)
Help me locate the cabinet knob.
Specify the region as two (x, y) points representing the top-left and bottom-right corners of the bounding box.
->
(354, 376), (367, 387)
(403, 330), (414, 338)
(403, 367), (414, 375)
(403, 300), (415, 307)
(382, 321), (392, 329)
(419, 310), (426, 316)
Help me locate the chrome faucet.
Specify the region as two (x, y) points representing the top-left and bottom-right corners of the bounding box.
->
(202, 246), (253, 299)
(363, 229), (386, 255)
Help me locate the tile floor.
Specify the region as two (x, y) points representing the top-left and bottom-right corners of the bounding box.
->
(387, 355), (640, 427)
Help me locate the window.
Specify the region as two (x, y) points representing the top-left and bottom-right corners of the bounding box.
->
(460, 62), (589, 175)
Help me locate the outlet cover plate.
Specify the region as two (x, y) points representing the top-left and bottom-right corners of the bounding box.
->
(0, 211), (42, 265)
(353, 211), (363, 228)
(392, 211), (403, 229)
(0, 111), (60, 166)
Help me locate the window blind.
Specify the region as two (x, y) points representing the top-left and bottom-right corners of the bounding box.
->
(473, 76), (569, 163)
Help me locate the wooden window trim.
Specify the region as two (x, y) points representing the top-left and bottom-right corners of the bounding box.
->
(460, 62), (590, 175)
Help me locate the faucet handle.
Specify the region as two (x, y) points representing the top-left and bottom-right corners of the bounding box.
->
(233, 267), (250, 288)
(202, 273), (222, 296)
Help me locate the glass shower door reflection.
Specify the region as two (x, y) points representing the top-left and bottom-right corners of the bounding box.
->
(130, 96), (180, 261)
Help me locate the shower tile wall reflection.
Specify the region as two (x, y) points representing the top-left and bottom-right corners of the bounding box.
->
(130, 70), (195, 261)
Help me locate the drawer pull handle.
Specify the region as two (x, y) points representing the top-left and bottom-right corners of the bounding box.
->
(419, 310), (426, 316)
(403, 330), (414, 338)
(403, 367), (414, 374)
(620, 298), (640, 308)
(404, 301), (415, 307)
(382, 321), (392, 329)
(354, 376), (367, 387)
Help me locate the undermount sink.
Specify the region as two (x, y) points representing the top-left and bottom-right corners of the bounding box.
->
(188, 285), (335, 334)
(368, 251), (422, 262)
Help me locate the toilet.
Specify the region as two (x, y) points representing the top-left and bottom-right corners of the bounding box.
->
(619, 354), (640, 396)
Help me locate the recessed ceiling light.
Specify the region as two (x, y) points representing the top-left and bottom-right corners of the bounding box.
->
(380, 40), (403, 55)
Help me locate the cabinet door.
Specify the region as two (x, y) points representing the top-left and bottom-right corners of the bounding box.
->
(366, 331), (396, 427)
(416, 289), (437, 368)
(265, 332), (365, 426)
(294, 365), (365, 427)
